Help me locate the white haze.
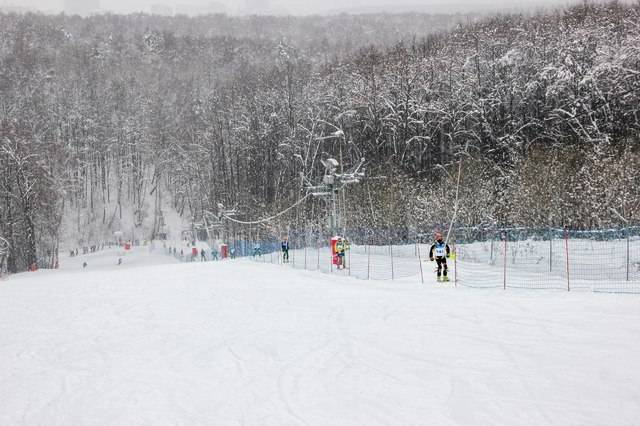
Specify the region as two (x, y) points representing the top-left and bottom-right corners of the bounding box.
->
(10, 0), (583, 15)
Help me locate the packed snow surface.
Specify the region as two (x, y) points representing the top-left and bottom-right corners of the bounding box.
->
(1, 248), (639, 425)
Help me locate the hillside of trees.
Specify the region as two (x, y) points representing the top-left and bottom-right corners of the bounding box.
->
(1, 1), (639, 272)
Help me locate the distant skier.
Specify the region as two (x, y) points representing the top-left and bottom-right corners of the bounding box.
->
(335, 237), (347, 269)
(211, 241), (219, 260)
(253, 244), (261, 258)
(82, 262), (88, 269)
(281, 237), (289, 263)
(230, 247), (236, 259)
(117, 258), (122, 265)
(200, 248), (206, 261)
(429, 232), (451, 282)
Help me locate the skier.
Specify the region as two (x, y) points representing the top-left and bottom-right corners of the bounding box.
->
(336, 237), (346, 269)
(253, 243), (261, 258)
(200, 248), (206, 261)
(211, 248), (218, 261)
(429, 232), (451, 282)
(117, 258), (122, 265)
(281, 237), (289, 263)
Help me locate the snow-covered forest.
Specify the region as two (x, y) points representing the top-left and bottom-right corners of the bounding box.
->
(1, 2), (639, 273)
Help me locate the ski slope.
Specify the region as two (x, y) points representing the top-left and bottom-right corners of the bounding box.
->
(1, 248), (639, 425)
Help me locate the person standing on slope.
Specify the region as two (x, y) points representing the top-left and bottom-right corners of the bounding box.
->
(335, 237), (346, 270)
(281, 236), (289, 263)
(429, 232), (451, 282)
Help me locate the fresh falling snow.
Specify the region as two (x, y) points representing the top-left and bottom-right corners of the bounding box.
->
(1, 247), (639, 425)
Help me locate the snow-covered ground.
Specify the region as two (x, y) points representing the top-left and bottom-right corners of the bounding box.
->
(1, 248), (640, 425)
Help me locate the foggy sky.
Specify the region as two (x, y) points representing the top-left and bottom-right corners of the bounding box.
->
(11, 0), (584, 15)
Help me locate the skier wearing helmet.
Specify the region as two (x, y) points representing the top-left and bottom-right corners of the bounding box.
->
(429, 232), (451, 282)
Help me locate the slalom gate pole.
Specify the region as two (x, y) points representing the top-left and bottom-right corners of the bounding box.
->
(453, 242), (457, 287)
(564, 229), (570, 292)
(330, 245), (333, 274)
(390, 243), (395, 281)
(417, 243), (424, 284)
(503, 232), (507, 290)
(367, 244), (371, 280)
(549, 228), (553, 273)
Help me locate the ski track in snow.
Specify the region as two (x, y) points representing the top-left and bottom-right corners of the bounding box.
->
(1, 247), (640, 425)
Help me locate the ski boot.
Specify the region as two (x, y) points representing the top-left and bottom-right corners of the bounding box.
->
(442, 276), (450, 282)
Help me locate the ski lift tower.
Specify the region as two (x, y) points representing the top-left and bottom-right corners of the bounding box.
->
(201, 210), (226, 243)
(307, 157), (367, 236)
(214, 203), (238, 243)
